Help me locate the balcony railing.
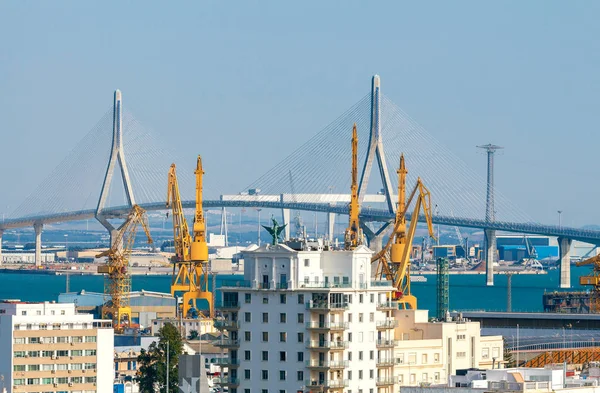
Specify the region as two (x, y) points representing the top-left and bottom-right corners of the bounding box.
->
(216, 377), (240, 386)
(376, 377), (396, 386)
(213, 339), (240, 348)
(376, 358), (396, 367)
(371, 280), (394, 287)
(216, 301), (240, 310)
(299, 282), (353, 289)
(305, 379), (349, 388)
(376, 339), (397, 348)
(220, 280), (252, 288)
(306, 322), (348, 330)
(306, 340), (349, 350)
(376, 301), (399, 310)
(306, 302), (349, 311)
(276, 282), (289, 289)
(306, 360), (349, 368)
(213, 320), (239, 330)
(376, 319), (398, 329)
(212, 358), (240, 367)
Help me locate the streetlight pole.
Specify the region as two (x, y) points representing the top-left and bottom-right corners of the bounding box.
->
(256, 209), (262, 246)
(558, 210), (563, 228)
(166, 340), (170, 393)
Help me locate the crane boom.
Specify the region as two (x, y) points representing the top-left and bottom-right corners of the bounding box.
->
(372, 154), (435, 309)
(345, 124), (363, 250)
(167, 157), (213, 318)
(97, 204), (153, 332)
(576, 254), (600, 312)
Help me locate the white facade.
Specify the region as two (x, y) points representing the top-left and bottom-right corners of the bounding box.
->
(0, 301), (114, 393)
(1, 252), (55, 264)
(214, 243), (503, 393)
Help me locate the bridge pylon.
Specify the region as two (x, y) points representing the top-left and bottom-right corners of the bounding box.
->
(95, 90), (136, 245)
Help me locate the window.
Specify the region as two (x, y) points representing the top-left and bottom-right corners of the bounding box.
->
(348, 351), (352, 361)
(262, 313), (269, 323)
(21, 311), (26, 316)
(13, 365), (26, 371)
(29, 364), (40, 371)
(84, 363), (95, 370)
(408, 352), (416, 364)
(71, 363), (82, 370)
(72, 336), (83, 343)
(57, 377), (68, 384)
(369, 369), (374, 379)
(85, 376), (97, 383)
(297, 371), (303, 381)
(42, 377), (53, 385)
(279, 370), (286, 380)
(71, 350), (83, 356)
(245, 293), (251, 303)
(84, 349), (96, 356)
(410, 374), (416, 383)
(359, 351), (363, 360)
(28, 351), (40, 357)
(51, 310), (55, 316)
(348, 313), (352, 323)
(61, 310), (65, 315)
(71, 376), (83, 383)
(245, 390), (250, 393)
(422, 354), (428, 363)
(262, 370), (269, 380)
(56, 336), (67, 343)
(304, 259), (310, 267)
(85, 336), (96, 343)
(359, 294), (363, 303)
(434, 372), (440, 381)
(244, 369), (250, 379)
(280, 294), (286, 304)
(369, 312), (374, 322)
(245, 312), (251, 323)
(492, 347), (500, 358)
(457, 352), (466, 358)
(298, 294), (304, 304)
(280, 332), (287, 342)
(262, 332), (269, 342)
(244, 331), (251, 341)
(27, 378), (40, 385)
(40, 323), (47, 330)
(348, 332), (352, 342)
(434, 353), (440, 362)
(14, 351), (26, 358)
(348, 294), (352, 303)
(304, 276), (309, 284)
(280, 351), (286, 361)
(358, 370), (363, 380)
(297, 332), (304, 343)
(370, 294), (375, 303)
(359, 313), (363, 322)
(482, 348), (489, 359)
(14, 337), (25, 344)
(262, 297), (268, 304)
(57, 364), (68, 370)
(297, 352), (304, 362)
(422, 373), (428, 382)
(13, 379), (25, 386)
(457, 334), (466, 340)
(359, 332), (363, 342)
(262, 351), (269, 361)
(244, 351), (251, 361)
(280, 313), (286, 323)
(348, 370), (352, 380)
(297, 313), (304, 323)
(369, 351), (374, 360)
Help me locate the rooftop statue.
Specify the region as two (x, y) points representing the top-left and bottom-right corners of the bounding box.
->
(263, 217), (287, 245)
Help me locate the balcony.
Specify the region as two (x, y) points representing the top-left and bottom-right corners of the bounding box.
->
(213, 319), (239, 331)
(216, 301), (240, 311)
(376, 377), (396, 386)
(220, 280), (252, 289)
(306, 340), (349, 350)
(306, 360), (349, 369)
(299, 282), (353, 289)
(305, 379), (349, 389)
(213, 339), (240, 348)
(376, 301), (399, 310)
(376, 319), (398, 330)
(216, 377), (240, 387)
(212, 358), (240, 368)
(305, 302), (349, 311)
(376, 339), (397, 348)
(376, 358), (396, 367)
(306, 322), (348, 331)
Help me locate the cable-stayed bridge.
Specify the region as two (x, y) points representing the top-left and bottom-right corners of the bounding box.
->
(0, 76), (596, 289)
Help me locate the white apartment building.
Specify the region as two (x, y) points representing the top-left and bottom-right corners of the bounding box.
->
(214, 243), (503, 393)
(0, 301), (114, 393)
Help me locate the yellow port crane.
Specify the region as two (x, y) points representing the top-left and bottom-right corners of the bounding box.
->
(372, 155), (435, 309)
(576, 255), (600, 312)
(166, 156), (213, 318)
(97, 205), (153, 332)
(344, 123), (364, 250)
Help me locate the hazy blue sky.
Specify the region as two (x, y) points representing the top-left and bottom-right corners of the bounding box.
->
(1, 1), (599, 226)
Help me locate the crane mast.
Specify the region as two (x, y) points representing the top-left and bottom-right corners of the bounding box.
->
(576, 255), (600, 312)
(344, 123), (363, 250)
(97, 205), (153, 332)
(167, 157), (213, 318)
(372, 155), (435, 309)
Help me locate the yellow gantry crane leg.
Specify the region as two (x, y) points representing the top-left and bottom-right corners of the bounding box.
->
(96, 205), (153, 332)
(166, 156), (213, 319)
(344, 123), (364, 250)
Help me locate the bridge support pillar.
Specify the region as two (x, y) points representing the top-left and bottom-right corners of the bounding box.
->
(485, 229), (496, 286)
(558, 237), (572, 288)
(327, 212), (335, 243)
(34, 222), (43, 267)
(281, 209), (290, 240)
(361, 222), (390, 254)
(0, 229), (3, 264)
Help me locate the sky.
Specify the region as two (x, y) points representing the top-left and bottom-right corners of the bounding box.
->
(1, 1), (599, 227)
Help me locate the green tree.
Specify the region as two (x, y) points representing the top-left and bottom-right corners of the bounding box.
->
(503, 337), (515, 367)
(137, 323), (184, 393)
(188, 330), (200, 340)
